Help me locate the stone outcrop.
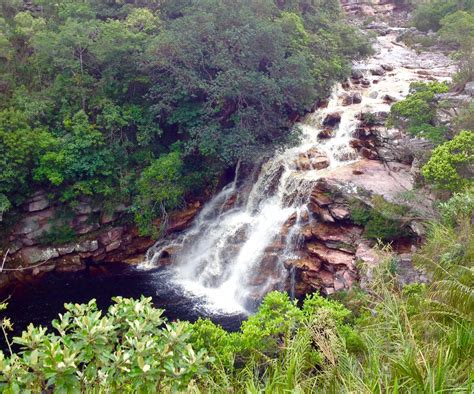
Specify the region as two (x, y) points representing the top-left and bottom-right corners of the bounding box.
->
(0, 193), (201, 290)
(284, 156), (425, 296)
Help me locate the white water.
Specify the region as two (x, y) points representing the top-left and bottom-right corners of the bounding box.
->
(143, 32), (455, 313)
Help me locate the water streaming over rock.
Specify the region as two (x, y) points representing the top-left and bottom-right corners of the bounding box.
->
(143, 31), (455, 313)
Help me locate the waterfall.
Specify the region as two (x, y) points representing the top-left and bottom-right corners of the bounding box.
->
(142, 31), (455, 313)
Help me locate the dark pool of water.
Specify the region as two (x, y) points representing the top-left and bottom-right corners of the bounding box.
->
(0, 264), (247, 353)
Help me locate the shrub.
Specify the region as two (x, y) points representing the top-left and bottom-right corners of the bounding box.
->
(350, 197), (408, 242)
(0, 297), (211, 392)
(422, 130), (474, 192)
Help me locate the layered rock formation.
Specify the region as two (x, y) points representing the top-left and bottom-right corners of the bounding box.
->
(0, 196), (201, 289)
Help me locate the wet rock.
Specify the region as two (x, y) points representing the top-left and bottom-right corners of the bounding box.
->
(383, 94), (397, 103)
(286, 257), (321, 272)
(166, 202), (201, 233)
(322, 112), (342, 128)
(361, 79), (371, 87)
(55, 255), (86, 273)
(341, 93), (353, 106)
(369, 91), (378, 99)
(381, 64), (394, 72)
(352, 92), (362, 104)
(318, 128), (334, 139)
(19, 247), (59, 265)
(351, 69), (364, 80)
(370, 66), (385, 76)
(296, 149), (329, 171)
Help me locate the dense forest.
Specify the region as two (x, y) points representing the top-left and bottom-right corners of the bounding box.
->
(0, 0), (370, 235)
(1, 0), (473, 392)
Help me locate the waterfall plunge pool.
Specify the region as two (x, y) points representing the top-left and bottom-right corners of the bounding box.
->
(0, 263), (247, 353)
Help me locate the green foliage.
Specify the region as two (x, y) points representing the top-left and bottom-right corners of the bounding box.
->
(133, 150), (185, 236)
(438, 187), (474, 226)
(439, 10), (474, 44)
(0, 0), (369, 232)
(0, 297), (210, 392)
(410, 0), (473, 32)
(350, 197), (408, 242)
(422, 130), (474, 192)
(388, 81), (449, 144)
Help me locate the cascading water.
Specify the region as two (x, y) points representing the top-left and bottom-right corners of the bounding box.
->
(143, 31), (455, 313)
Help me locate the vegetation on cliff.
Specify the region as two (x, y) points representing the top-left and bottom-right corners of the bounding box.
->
(0, 0), (370, 235)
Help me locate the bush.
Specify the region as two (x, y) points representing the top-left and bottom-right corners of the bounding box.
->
(350, 197), (408, 242)
(422, 130), (474, 192)
(0, 297), (210, 392)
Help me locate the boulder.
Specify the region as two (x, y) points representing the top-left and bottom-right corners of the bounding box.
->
(381, 64), (394, 72)
(27, 196), (49, 212)
(352, 92), (362, 104)
(370, 66), (385, 76)
(383, 94), (397, 103)
(351, 69), (364, 80)
(322, 112), (342, 128)
(341, 93), (353, 106)
(464, 81), (474, 96)
(295, 149), (329, 171)
(318, 128), (334, 139)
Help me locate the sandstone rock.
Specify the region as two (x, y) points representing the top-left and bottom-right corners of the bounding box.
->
(352, 92), (362, 104)
(55, 255), (86, 273)
(370, 66), (385, 76)
(383, 94), (397, 103)
(322, 112), (342, 127)
(74, 240), (99, 253)
(286, 258), (321, 272)
(341, 93), (353, 106)
(306, 243), (354, 267)
(166, 202), (201, 233)
(27, 196), (49, 212)
(361, 79), (370, 87)
(74, 202), (93, 215)
(351, 69), (363, 80)
(56, 244), (75, 256)
(98, 227), (124, 246)
(355, 242), (381, 268)
(19, 247), (59, 265)
(328, 205), (351, 221)
(295, 149), (329, 171)
(318, 128), (334, 139)
(105, 240), (122, 252)
(311, 222), (361, 245)
(381, 64), (394, 72)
